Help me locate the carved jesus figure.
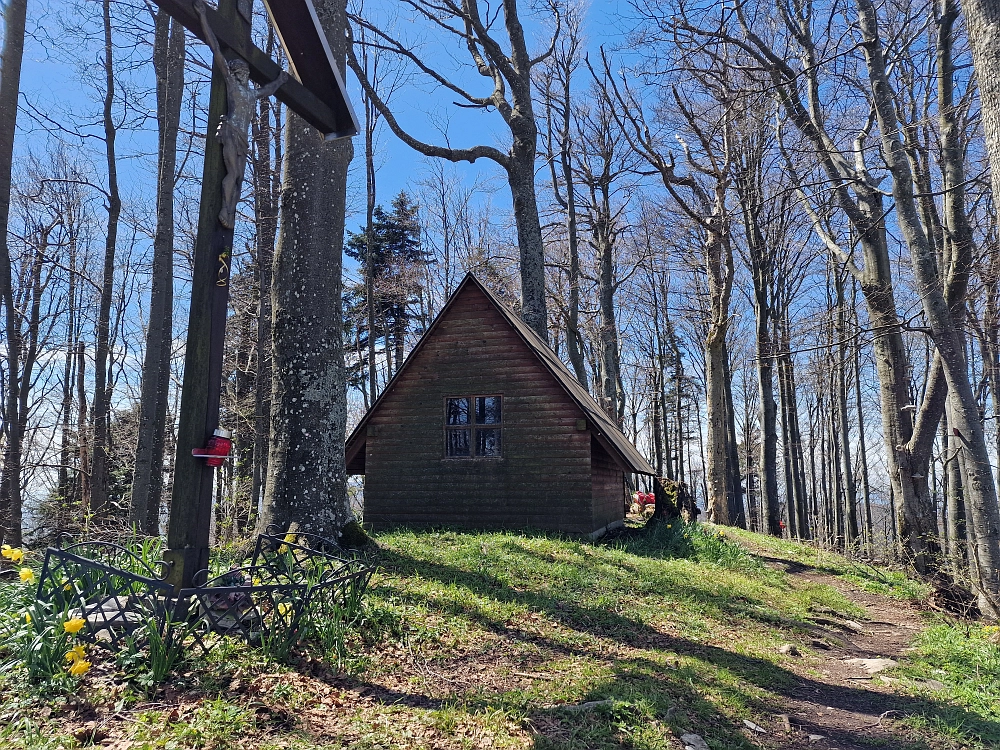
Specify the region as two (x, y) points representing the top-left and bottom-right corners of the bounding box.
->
(194, 0), (288, 229)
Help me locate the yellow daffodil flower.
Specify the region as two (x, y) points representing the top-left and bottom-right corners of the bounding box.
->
(277, 602), (292, 616)
(19, 567), (35, 584)
(23, 612), (31, 624)
(1, 544), (11, 557)
(277, 544), (288, 554)
(283, 533), (297, 544)
(9, 548), (24, 563)
(63, 617), (86, 634)
(65, 645), (87, 663)
(67, 659), (91, 677)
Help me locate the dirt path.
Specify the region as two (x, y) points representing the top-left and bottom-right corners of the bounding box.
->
(758, 557), (938, 750)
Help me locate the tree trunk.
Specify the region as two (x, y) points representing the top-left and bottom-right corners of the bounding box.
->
(963, 0), (1000, 213)
(854, 336), (874, 552)
(596, 228), (621, 425)
(834, 263), (860, 546)
(250, 58), (281, 513)
(89, 0), (122, 520)
(508, 145), (548, 342)
(132, 13), (184, 535)
(0, 0), (28, 547)
(859, 0), (1000, 602)
(362, 40), (379, 402)
(259, 0), (355, 540)
(756, 305), (781, 535)
(705, 327), (730, 525)
(723, 343), (746, 528)
(58, 230), (78, 531)
(943, 403), (968, 573)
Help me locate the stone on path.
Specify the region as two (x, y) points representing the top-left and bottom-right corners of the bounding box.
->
(778, 643), (801, 656)
(680, 733), (710, 750)
(844, 657), (898, 674)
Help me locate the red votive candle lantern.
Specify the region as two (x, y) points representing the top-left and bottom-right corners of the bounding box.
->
(191, 428), (233, 467)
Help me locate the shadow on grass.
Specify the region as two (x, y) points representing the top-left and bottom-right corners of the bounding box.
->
(351, 531), (1000, 750)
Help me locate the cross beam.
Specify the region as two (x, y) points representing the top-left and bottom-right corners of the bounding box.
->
(151, 0), (358, 138)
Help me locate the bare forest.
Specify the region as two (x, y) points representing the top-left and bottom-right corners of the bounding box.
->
(3, 0), (1000, 614)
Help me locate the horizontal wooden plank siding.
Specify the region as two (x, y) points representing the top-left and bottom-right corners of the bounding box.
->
(363, 282), (609, 535)
(591, 437), (626, 530)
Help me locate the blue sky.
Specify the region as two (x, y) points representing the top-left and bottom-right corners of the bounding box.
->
(11, 0), (638, 275)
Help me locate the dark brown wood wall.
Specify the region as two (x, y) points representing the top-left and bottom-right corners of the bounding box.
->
(591, 437), (626, 531)
(362, 283), (605, 534)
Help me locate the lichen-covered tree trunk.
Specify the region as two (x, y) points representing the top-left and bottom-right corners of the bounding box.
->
(702, 212), (734, 526)
(259, 0), (355, 541)
(131, 13), (184, 535)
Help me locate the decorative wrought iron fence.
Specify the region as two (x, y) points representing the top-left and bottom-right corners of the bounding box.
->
(35, 530), (373, 658)
(36, 541), (173, 651)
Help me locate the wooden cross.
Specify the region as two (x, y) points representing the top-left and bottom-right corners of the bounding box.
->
(156, 0), (357, 590)
(152, 0), (358, 137)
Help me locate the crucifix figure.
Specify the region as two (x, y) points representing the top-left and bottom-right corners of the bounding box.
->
(193, 0), (287, 229)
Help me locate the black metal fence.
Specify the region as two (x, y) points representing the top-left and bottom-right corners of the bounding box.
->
(35, 530), (372, 658)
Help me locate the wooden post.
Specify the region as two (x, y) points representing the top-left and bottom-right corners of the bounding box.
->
(165, 0), (251, 591)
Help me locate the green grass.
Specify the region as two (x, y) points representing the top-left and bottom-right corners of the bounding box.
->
(892, 623), (1000, 742)
(724, 527), (932, 601)
(1, 524), (996, 749)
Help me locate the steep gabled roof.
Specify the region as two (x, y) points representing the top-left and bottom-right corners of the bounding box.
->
(345, 273), (655, 476)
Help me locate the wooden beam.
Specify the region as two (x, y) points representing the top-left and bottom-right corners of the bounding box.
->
(165, 0), (249, 591)
(150, 0), (357, 138)
(261, 0), (360, 140)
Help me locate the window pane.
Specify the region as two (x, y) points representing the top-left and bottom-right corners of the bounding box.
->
(446, 429), (471, 457)
(475, 396), (502, 424)
(447, 398), (469, 425)
(476, 428), (501, 457)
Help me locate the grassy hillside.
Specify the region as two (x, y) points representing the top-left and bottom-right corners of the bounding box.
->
(2, 523), (998, 749)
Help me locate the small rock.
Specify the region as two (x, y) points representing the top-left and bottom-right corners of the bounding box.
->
(72, 721), (108, 744)
(777, 714), (791, 732)
(808, 734), (826, 742)
(743, 719), (767, 733)
(680, 733), (710, 750)
(778, 644), (801, 657)
(844, 657), (899, 674)
(914, 678), (947, 691)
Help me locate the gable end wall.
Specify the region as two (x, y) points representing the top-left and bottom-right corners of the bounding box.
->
(363, 284), (605, 534)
